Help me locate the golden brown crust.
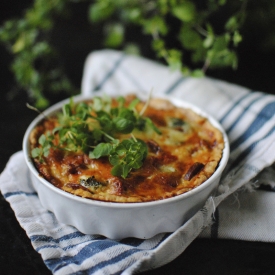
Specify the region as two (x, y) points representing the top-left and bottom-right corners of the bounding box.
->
(30, 96), (224, 202)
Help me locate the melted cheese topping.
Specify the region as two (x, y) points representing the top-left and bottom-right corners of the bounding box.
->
(30, 96), (224, 202)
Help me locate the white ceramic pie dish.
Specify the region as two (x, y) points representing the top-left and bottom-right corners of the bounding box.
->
(23, 94), (229, 239)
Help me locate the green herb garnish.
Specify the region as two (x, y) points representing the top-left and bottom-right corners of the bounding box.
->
(31, 133), (54, 160)
(31, 95), (160, 178)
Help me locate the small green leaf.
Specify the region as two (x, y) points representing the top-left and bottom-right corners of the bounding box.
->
(117, 96), (125, 107)
(152, 38), (165, 52)
(115, 143), (127, 156)
(35, 96), (50, 110)
(121, 165), (131, 179)
(31, 147), (42, 158)
(135, 117), (146, 131)
(122, 7), (141, 22)
(212, 35), (228, 51)
(146, 118), (162, 134)
(172, 2), (196, 22)
(142, 16), (168, 36)
(178, 25), (202, 50)
(118, 108), (136, 121)
(63, 103), (72, 117)
(203, 34), (214, 48)
(128, 98), (140, 109)
(225, 16), (239, 31)
(109, 154), (120, 166)
(111, 164), (124, 178)
(92, 128), (103, 141)
(104, 23), (124, 48)
(89, 2), (114, 23)
(38, 134), (46, 146)
(92, 97), (103, 111)
(43, 146), (50, 157)
(12, 36), (26, 53)
(233, 30), (242, 46)
(166, 49), (182, 71)
(112, 163), (131, 179)
(90, 143), (113, 159)
(114, 117), (135, 134)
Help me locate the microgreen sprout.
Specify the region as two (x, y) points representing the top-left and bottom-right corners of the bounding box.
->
(31, 133), (54, 162)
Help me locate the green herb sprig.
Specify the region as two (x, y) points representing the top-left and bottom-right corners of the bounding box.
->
(0, 0), (253, 107)
(31, 133), (54, 162)
(90, 135), (148, 179)
(31, 95), (160, 178)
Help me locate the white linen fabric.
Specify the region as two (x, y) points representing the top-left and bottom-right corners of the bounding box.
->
(1, 49), (275, 274)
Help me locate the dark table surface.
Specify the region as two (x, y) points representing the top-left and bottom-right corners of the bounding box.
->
(2, 1), (275, 274)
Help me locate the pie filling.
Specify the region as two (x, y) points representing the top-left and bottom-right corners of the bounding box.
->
(29, 95), (224, 202)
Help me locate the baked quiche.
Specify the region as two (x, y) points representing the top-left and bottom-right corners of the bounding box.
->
(29, 94), (224, 202)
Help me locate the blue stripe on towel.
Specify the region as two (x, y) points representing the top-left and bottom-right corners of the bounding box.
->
(220, 92), (253, 123)
(226, 93), (265, 134)
(45, 240), (122, 271)
(94, 54), (125, 91)
(36, 236), (106, 252)
(120, 238), (147, 247)
(230, 101), (275, 151)
(164, 76), (186, 94)
(71, 249), (147, 275)
(120, 233), (169, 248)
(37, 244), (73, 252)
(229, 125), (275, 170)
(33, 234), (105, 252)
(30, 231), (100, 243)
(4, 191), (37, 198)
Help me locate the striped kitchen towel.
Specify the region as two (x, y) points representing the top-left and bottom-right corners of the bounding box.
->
(1, 49), (275, 274)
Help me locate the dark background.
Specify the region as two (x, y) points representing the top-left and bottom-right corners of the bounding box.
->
(1, 1), (275, 274)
